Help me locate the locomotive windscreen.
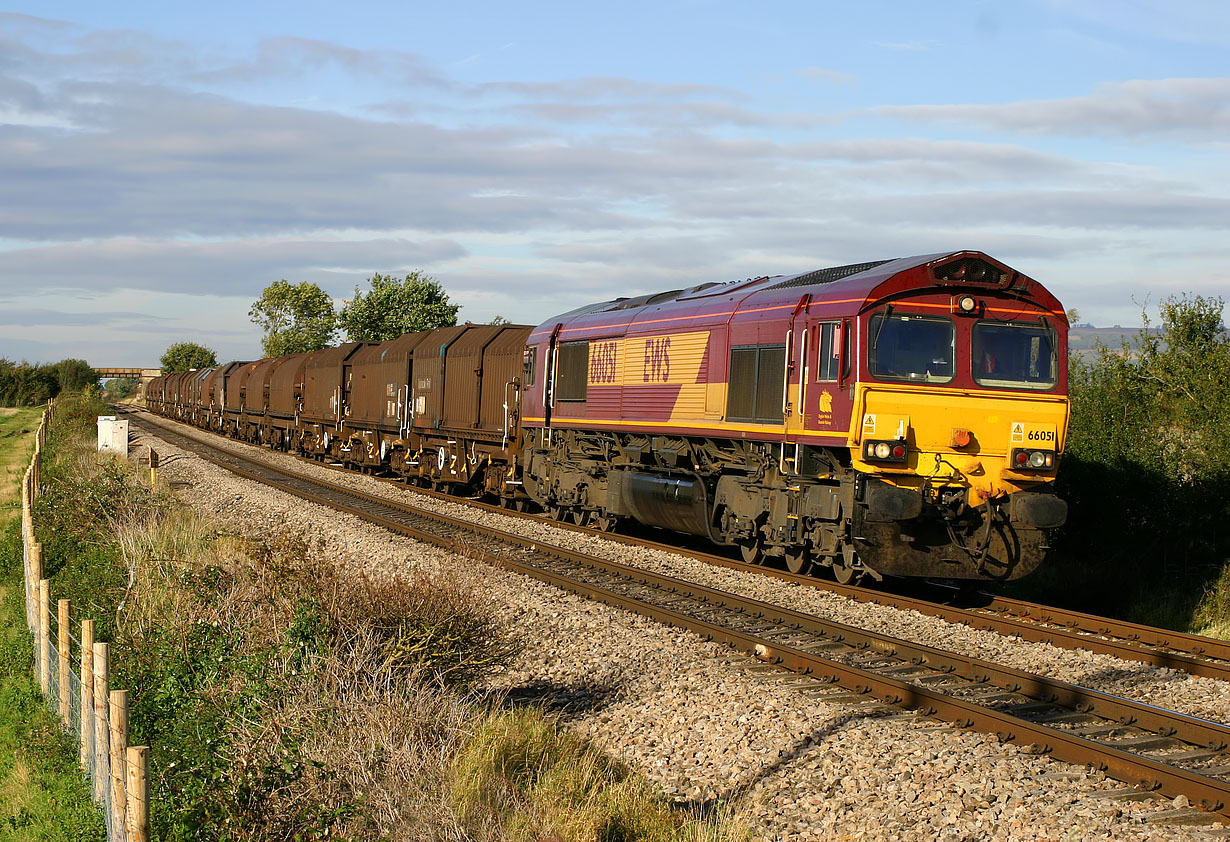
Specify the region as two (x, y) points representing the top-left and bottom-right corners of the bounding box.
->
(869, 314), (955, 383)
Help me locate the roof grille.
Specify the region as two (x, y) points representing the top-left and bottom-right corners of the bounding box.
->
(768, 259), (897, 290)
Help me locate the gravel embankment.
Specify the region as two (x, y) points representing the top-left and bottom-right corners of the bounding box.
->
(131, 416), (1230, 840)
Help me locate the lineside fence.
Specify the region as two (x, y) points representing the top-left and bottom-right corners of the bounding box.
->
(21, 400), (151, 841)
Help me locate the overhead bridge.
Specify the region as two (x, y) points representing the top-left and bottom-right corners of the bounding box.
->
(95, 368), (163, 385)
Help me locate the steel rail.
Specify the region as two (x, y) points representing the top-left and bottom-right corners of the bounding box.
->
(127, 411), (1230, 817)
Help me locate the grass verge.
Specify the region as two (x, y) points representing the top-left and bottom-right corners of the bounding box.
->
(0, 403), (104, 840)
(34, 396), (752, 841)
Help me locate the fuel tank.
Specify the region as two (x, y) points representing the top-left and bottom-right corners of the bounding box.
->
(620, 472), (711, 537)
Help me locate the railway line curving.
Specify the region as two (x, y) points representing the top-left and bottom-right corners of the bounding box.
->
(123, 408), (1230, 825)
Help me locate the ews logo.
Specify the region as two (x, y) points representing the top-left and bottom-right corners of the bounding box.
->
(643, 337), (671, 382)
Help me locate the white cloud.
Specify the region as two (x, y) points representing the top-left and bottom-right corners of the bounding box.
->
(873, 78), (1230, 141)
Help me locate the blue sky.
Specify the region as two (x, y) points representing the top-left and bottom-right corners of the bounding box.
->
(2, 1), (1228, 365)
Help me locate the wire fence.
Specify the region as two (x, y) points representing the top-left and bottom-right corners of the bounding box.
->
(22, 400), (151, 842)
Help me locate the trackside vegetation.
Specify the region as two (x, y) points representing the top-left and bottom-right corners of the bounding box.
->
(0, 359), (98, 407)
(0, 403), (104, 839)
(28, 393), (751, 841)
(1011, 294), (1230, 634)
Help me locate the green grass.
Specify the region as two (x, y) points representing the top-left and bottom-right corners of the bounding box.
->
(0, 407), (104, 840)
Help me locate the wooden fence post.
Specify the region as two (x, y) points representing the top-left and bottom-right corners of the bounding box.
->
(58, 599), (70, 726)
(80, 620), (95, 770)
(38, 579), (49, 696)
(126, 746), (149, 842)
(92, 641), (109, 805)
(28, 544), (43, 634)
(109, 690), (129, 833)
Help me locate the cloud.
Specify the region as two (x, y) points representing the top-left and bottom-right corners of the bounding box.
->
(873, 78), (1230, 140)
(474, 76), (736, 102)
(1, 12), (1228, 348)
(0, 236), (469, 298)
(0, 307), (160, 327)
(794, 67), (855, 86)
(188, 36), (452, 90)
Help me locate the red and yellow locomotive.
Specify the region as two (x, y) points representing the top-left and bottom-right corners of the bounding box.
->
(146, 250), (1068, 583)
(520, 250), (1068, 582)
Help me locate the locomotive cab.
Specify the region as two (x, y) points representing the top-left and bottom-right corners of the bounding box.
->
(839, 254), (1070, 579)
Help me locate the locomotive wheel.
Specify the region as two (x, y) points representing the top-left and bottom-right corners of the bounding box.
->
(784, 545), (811, 575)
(831, 550), (860, 585)
(739, 537), (763, 565)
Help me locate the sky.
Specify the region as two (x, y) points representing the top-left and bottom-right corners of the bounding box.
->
(1, 1), (1228, 366)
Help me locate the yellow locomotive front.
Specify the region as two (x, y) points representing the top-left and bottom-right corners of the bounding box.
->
(837, 258), (1069, 581)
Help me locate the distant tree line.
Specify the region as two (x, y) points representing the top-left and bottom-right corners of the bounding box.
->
(0, 358), (97, 406)
(1018, 294), (1230, 633)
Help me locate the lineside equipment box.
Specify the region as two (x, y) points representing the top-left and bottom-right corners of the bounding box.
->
(97, 416), (130, 457)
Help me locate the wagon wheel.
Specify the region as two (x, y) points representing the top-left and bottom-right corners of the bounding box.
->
(738, 536), (764, 565)
(548, 504), (567, 521)
(784, 544), (811, 575)
(513, 498), (530, 512)
(570, 509), (590, 526)
(592, 513), (618, 533)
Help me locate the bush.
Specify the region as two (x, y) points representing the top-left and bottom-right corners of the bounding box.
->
(1019, 294), (1230, 631)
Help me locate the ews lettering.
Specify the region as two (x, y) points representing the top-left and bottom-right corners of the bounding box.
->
(589, 341), (618, 383)
(643, 337), (671, 382)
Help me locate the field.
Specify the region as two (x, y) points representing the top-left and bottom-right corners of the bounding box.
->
(0, 407), (41, 524)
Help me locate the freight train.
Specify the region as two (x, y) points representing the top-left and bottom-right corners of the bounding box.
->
(146, 250), (1069, 583)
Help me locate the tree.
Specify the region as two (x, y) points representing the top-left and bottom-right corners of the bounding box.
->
(104, 378), (140, 399)
(250, 280), (338, 356)
(161, 342), (219, 373)
(52, 358), (98, 392)
(0, 360), (57, 406)
(337, 272), (460, 342)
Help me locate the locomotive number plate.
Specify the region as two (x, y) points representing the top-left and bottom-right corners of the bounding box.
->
(1011, 422), (1057, 445)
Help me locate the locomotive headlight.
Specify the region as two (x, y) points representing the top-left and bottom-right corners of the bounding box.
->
(950, 294), (982, 316)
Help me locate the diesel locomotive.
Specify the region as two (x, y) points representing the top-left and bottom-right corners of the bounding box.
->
(146, 250), (1069, 583)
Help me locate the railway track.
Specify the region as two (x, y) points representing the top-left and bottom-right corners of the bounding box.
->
(265, 441), (1230, 684)
(125, 409), (1230, 820)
